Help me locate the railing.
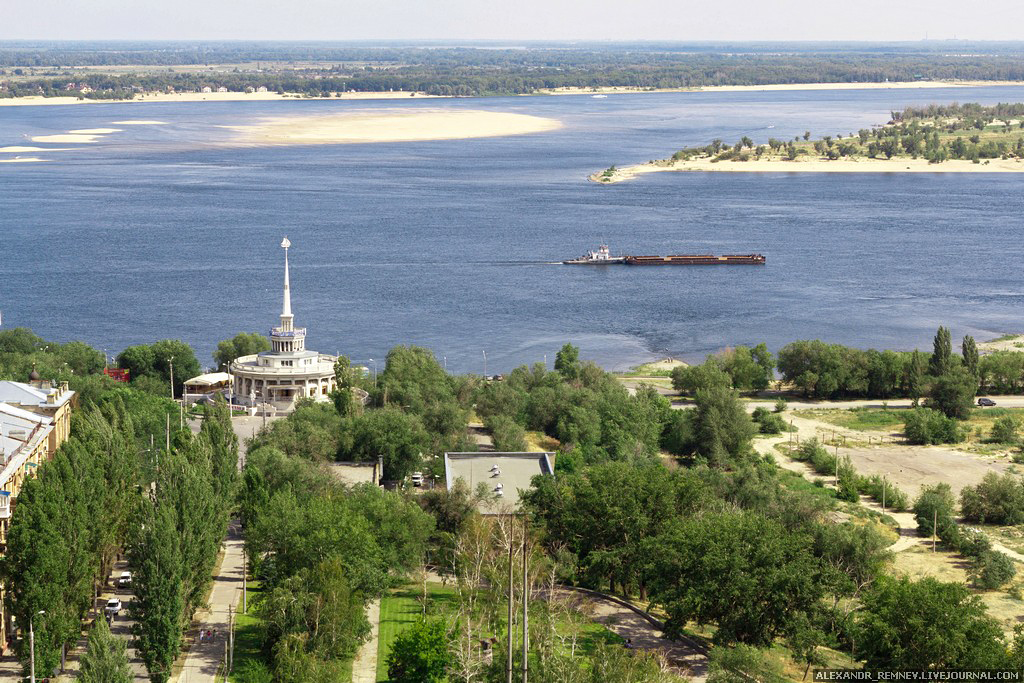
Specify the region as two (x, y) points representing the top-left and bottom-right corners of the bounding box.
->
(270, 327), (306, 338)
(0, 493), (10, 520)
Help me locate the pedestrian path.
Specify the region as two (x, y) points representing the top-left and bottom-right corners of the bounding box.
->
(351, 599), (381, 683)
(176, 523), (245, 683)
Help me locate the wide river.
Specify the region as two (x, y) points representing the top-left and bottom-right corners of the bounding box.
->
(3, 86), (1024, 373)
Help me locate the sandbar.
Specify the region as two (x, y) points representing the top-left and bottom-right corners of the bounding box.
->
(0, 91), (442, 107)
(0, 157), (50, 163)
(593, 156), (1024, 182)
(30, 133), (105, 143)
(226, 109), (561, 146)
(0, 146), (73, 152)
(68, 128), (122, 134)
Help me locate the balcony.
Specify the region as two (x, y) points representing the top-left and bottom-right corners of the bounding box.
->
(270, 327), (306, 338)
(0, 492), (10, 519)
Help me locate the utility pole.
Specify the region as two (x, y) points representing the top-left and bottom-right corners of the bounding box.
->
(229, 603), (235, 672)
(484, 350), (488, 379)
(169, 355), (175, 401)
(243, 547), (248, 613)
(933, 509), (937, 552)
(522, 525), (529, 683)
(506, 526), (514, 683)
(166, 413), (170, 453)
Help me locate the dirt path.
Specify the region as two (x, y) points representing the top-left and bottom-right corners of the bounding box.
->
(579, 593), (707, 682)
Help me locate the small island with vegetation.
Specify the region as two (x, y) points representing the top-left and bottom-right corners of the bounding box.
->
(592, 102), (1024, 183)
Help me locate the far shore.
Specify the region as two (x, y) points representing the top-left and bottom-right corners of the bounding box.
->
(592, 155), (1024, 182)
(537, 80), (1024, 96)
(0, 90), (443, 107)
(2, 79), (1023, 108)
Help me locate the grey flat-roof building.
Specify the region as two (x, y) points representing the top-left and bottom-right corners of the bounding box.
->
(444, 452), (554, 514)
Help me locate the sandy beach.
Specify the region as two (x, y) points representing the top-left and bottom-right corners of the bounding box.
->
(2, 80), (1022, 108)
(0, 90), (442, 107)
(592, 155), (1024, 182)
(227, 109), (561, 145)
(541, 80), (1024, 96)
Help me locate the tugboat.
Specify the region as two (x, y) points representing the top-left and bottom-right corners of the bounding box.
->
(562, 244), (625, 265)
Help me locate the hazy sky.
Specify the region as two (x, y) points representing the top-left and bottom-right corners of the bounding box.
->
(6, 0), (1024, 42)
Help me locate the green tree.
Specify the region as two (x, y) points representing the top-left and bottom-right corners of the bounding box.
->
(671, 360), (731, 395)
(902, 407), (963, 445)
(858, 577), (1010, 668)
(969, 550), (1016, 590)
(929, 326), (953, 376)
(386, 618), (452, 682)
(904, 350), (926, 406)
(644, 510), (823, 646)
(130, 503), (184, 683)
(340, 407), (429, 481)
(962, 335), (979, 377)
(912, 483), (959, 543)
(960, 472), (1024, 525)
(689, 386), (756, 466)
(927, 367), (977, 419)
(554, 343), (581, 380)
(707, 644), (787, 683)
(79, 617), (133, 683)
(212, 332), (270, 370)
(486, 414), (528, 452)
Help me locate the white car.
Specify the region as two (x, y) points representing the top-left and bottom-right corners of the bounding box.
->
(105, 597), (122, 618)
(411, 472), (424, 487)
(117, 571), (132, 588)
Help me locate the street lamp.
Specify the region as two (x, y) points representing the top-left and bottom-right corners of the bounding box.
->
(367, 358), (377, 386)
(30, 609), (45, 683)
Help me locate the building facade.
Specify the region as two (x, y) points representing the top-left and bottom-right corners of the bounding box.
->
(229, 238), (338, 413)
(0, 378), (75, 651)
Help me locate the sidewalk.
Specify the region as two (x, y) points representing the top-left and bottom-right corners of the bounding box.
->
(176, 523), (245, 683)
(351, 599), (381, 683)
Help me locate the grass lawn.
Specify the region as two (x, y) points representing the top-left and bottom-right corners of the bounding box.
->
(376, 582), (458, 682)
(797, 407), (907, 432)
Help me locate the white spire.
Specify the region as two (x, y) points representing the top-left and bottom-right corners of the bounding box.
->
(281, 237), (293, 329)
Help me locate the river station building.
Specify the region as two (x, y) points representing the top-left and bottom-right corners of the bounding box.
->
(229, 238), (338, 414)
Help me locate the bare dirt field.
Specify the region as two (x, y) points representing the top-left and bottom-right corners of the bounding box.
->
(840, 445), (1011, 500)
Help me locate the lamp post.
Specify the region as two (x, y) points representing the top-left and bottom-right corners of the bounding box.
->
(367, 358), (377, 385)
(168, 355), (175, 401)
(30, 609), (45, 683)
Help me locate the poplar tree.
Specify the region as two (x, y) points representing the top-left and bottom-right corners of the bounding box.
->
(929, 326), (953, 376)
(79, 618), (133, 683)
(962, 335), (979, 377)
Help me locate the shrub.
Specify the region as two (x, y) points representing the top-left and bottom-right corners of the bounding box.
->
(957, 528), (992, 559)
(903, 407), (964, 445)
(858, 475), (909, 512)
(386, 618), (453, 683)
(792, 439), (837, 476)
(960, 472), (1024, 525)
(990, 415), (1021, 444)
(969, 550), (1017, 590)
(752, 407), (786, 434)
(774, 398), (788, 413)
(913, 483), (959, 543)
(485, 414), (528, 452)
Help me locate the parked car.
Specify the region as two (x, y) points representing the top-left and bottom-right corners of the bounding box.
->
(105, 598), (122, 618)
(117, 571), (132, 588)
(978, 397), (996, 407)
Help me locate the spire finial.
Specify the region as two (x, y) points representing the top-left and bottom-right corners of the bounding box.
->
(281, 237), (293, 324)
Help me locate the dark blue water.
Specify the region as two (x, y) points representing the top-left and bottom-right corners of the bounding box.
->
(3, 87), (1024, 373)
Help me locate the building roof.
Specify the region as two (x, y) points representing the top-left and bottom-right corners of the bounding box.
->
(0, 380), (74, 409)
(444, 452), (554, 514)
(0, 403), (52, 487)
(184, 372), (233, 388)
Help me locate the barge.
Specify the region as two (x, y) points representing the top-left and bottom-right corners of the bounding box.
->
(563, 245), (764, 266)
(625, 254), (765, 266)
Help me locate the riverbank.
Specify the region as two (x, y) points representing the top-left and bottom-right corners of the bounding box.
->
(225, 109), (562, 145)
(591, 155), (1024, 182)
(539, 80), (1024, 97)
(4, 79), (1024, 108)
(0, 90), (443, 107)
